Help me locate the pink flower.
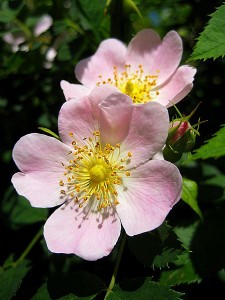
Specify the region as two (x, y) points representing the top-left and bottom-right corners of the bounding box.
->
(12, 85), (182, 260)
(61, 29), (196, 107)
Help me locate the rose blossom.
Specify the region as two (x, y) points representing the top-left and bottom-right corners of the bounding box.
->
(12, 85), (182, 260)
(61, 29), (196, 107)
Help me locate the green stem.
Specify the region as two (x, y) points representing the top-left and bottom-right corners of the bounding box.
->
(16, 227), (43, 264)
(13, 17), (33, 39)
(104, 233), (126, 299)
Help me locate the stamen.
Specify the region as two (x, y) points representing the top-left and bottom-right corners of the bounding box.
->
(59, 131), (132, 212)
(97, 64), (159, 103)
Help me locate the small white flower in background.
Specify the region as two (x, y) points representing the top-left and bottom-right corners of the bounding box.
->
(2, 14), (53, 53)
(2, 32), (26, 53)
(33, 15), (53, 37)
(44, 47), (57, 69)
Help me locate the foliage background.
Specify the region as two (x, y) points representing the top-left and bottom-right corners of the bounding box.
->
(1, 0), (225, 299)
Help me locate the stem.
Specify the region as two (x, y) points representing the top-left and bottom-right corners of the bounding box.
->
(13, 17), (33, 39)
(104, 233), (126, 299)
(16, 226), (43, 264)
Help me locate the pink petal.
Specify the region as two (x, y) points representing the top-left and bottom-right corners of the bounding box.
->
(116, 160), (182, 236)
(60, 80), (90, 101)
(98, 92), (134, 145)
(126, 29), (161, 70)
(75, 39), (127, 88)
(44, 202), (121, 260)
(122, 102), (169, 168)
(126, 30), (183, 85)
(11, 133), (72, 208)
(89, 84), (122, 119)
(58, 85), (120, 146)
(58, 96), (97, 146)
(155, 65), (197, 108)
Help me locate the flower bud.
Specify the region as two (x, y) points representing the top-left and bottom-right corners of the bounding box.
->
(166, 120), (196, 153)
(163, 103), (204, 163)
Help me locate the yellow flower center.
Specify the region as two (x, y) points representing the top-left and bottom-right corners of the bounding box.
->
(97, 64), (159, 104)
(59, 131), (132, 211)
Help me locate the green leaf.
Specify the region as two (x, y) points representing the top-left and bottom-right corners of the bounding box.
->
(0, 4), (16, 23)
(106, 278), (183, 300)
(128, 222), (183, 268)
(182, 178), (202, 219)
(160, 223), (202, 285)
(160, 252), (201, 286)
(191, 3), (225, 60)
(31, 283), (51, 300)
(0, 259), (31, 300)
(57, 44), (72, 62)
(1, 186), (48, 229)
(174, 222), (199, 250)
(189, 124), (225, 160)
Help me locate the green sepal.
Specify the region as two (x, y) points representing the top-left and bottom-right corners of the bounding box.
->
(38, 127), (60, 139)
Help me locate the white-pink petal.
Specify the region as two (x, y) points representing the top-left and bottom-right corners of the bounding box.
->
(155, 65), (196, 108)
(126, 29), (161, 70)
(58, 85), (121, 146)
(75, 39), (127, 88)
(60, 80), (90, 101)
(58, 96), (97, 146)
(11, 133), (72, 208)
(98, 92), (134, 145)
(127, 30), (183, 85)
(148, 31), (183, 85)
(116, 160), (182, 236)
(122, 102), (169, 168)
(44, 203), (121, 260)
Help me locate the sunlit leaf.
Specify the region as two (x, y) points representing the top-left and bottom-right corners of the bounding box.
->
(182, 178), (202, 219)
(189, 124), (225, 159)
(191, 3), (225, 60)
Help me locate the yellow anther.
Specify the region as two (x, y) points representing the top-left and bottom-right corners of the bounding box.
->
(59, 180), (64, 186)
(93, 131), (100, 136)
